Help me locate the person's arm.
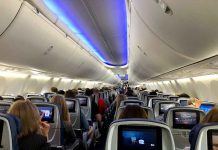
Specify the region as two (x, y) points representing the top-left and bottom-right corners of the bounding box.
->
(40, 121), (50, 142)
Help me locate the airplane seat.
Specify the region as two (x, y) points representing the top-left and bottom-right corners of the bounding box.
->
(189, 123), (218, 150)
(168, 96), (179, 101)
(0, 113), (21, 150)
(119, 100), (145, 107)
(148, 97), (168, 109)
(177, 98), (189, 107)
(43, 92), (56, 102)
(115, 106), (154, 120)
(0, 102), (11, 114)
(105, 119), (175, 150)
(76, 96), (91, 122)
(27, 96), (46, 103)
(164, 107), (205, 150)
(126, 96), (140, 101)
(35, 103), (63, 148)
(25, 93), (41, 99)
(153, 101), (180, 121)
(65, 98), (91, 150)
(144, 95), (157, 107)
(1, 96), (15, 102)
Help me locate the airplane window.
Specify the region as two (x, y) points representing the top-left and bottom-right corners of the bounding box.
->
(118, 125), (162, 150)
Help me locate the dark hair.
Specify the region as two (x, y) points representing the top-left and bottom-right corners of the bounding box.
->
(14, 95), (25, 101)
(177, 93), (190, 98)
(0, 96), (3, 100)
(118, 105), (148, 119)
(65, 90), (76, 98)
(51, 87), (58, 93)
(85, 88), (93, 96)
(57, 90), (65, 95)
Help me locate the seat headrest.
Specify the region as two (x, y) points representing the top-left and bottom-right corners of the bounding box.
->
(106, 119), (175, 150)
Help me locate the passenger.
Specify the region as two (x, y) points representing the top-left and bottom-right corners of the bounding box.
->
(177, 93), (190, 98)
(65, 89), (76, 98)
(117, 105), (148, 119)
(50, 95), (81, 149)
(189, 106), (218, 150)
(8, 100), (50, 150)
(125, 87), (135, 96)
(85, 89), (98, 121)
(0, 96), (3, 100)
(57, 90), (65, 95)
(50, 87), (58, 93)
(149, 90), (157, 95)
(14, 95), (25, 101)
(188, 98), (202, 108)
(102, 94), (127, 133)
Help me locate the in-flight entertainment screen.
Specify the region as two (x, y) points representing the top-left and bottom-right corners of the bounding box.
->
(173, 110), (199, 129)
(118, 125), (162, 150)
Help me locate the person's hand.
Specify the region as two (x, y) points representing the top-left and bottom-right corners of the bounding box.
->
(40, 121), (50, 141)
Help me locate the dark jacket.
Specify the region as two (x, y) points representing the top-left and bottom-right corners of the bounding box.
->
(18, 134), (50, 150)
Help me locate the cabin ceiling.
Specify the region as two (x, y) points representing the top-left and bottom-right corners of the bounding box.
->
(1, 0), (218, 84)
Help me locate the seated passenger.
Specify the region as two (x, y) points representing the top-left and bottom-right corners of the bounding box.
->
(117, 105), (148, 119)
(50, 87), (58, 93)
(177, 93), (190, 98)
(50, 95), (81, 148)
(189, 106), (218, 150)
(101, 94), (126, 135)
(8, 100), (50, 150)
(57, 90), (65, 95)
(14, 95), (25, 101)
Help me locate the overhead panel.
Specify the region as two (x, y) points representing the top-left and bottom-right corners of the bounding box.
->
(40, 0), (128, 66)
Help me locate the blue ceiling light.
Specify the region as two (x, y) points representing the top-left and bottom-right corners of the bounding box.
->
(43, 0), (128, 67)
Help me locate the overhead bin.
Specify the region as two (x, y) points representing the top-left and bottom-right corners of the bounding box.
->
(0, 0), (22, 35)
(0, 2), (117, 83)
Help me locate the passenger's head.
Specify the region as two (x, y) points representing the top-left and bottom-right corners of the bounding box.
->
(8, 100), (41, 138)
(57, 90), (65, 95)
(118, 105), (148, 119)
(201, 106), (218, 123)
(14, 95), (25, 102)
(0, 96), (3, 100)
(51, 87), (58, 93)
(65, 90), (76, 98)
(50, 95), (69, 123)
(85, 88), (93, 96)
(177, 93), (190, 98)
(115, 94), (127, 110)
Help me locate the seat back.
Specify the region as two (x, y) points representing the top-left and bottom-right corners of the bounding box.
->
(199, 102), (216, 114)
(76, 96), (91, 121)
(168, 96), (179, 101)
(0, 102), (11, 114)
(65, 98), (81, 129)
(177, 97), (189, 106)
(165, 107), (205, 149)
(144, 95), (157, 106)
(43, 92), (55, 102)
(1, 96), (15, 102)
(154, 101), (180, 118)
(0, 114), (20, 150)
(27, 96), (46, 103)
(127, 96), (139, 101)
(35, 103), (61, 147)
(148, 98), (167, 109)
(192, 123), (218, 150)
(25, 93), (41, 99)
(115, 106), (154, 120)
(120, 100), (145, 107)
(105, 119), (175, 150)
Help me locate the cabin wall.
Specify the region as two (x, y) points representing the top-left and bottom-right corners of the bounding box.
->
(145, 75), (218, 102)
(0, 75), (106, 95)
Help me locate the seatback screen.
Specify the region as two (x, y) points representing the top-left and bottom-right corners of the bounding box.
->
(199, 104), (214, 113)
(173, 110), (199, 129)
(66, 100), (75, 113)
(208, 130), (218, 150)
(159, 103), (176, 114)
(0, 105), (10, 114)
(38, 106), (54, 123)
(118, 126), (162, 150)
(180, 100), (188, 106)
(78, 98), (88, 106)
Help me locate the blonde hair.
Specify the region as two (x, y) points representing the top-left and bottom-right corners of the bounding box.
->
(50, 95), (70, 123)
(201, 106), (218, 123)
(8, 100), (41, 138)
